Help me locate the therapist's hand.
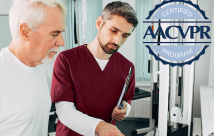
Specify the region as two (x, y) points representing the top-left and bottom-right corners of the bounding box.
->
(95, 121), (124, 136)
(112, 100), (127, 121)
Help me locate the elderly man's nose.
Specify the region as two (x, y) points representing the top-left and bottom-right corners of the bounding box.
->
(57, 33), (65, 47)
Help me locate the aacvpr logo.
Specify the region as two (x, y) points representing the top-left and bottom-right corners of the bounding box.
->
(143, 0), (211, 67)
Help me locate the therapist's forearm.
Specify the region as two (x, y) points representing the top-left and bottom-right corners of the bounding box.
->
(55, 102), (103, 136)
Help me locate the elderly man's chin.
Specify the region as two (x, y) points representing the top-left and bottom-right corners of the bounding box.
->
(41, 52), (58, 64)
(41, 48), (59, 64)
(41, 55), (55, 64)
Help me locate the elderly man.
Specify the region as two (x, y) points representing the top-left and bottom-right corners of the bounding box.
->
(0, 0), (66, 135)
(51, 1), (138, 136)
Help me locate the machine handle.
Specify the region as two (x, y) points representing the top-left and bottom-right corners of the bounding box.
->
(153, 83), (158, 104)
(178, 77), (182, 96)
(74, 0), (78, 44)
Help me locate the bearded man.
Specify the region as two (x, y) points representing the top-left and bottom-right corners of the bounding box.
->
(51, 1), (138, 136)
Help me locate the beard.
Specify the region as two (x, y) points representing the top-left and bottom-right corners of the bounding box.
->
(97, 31), (119, 54)
(41, 48), (59, 64)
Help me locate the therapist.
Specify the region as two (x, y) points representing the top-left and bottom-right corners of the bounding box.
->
(0, 0), (66, 135)
(51, 1), (138, 136)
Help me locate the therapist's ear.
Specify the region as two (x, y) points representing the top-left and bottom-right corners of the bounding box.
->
(96, 16), (103, 30)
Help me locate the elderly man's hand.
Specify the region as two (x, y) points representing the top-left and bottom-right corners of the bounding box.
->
(112, 100), (127, 121)
(95, 121), (124, 136)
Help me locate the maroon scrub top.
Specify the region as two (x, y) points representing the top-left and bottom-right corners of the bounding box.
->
(51, 45), (135, 136)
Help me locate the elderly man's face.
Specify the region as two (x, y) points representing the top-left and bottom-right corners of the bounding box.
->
(29, 6), (65, 64)
(97, 15), (134, 54)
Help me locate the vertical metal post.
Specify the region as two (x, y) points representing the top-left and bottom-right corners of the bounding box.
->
(158, 0), (170, 135)
(182, 63), (194, 136)
(158, 63), (169, 136)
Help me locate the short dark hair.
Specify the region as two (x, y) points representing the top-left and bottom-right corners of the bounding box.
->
(101, 1), (138, 29)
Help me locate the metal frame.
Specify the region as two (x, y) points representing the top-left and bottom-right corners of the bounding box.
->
(133, 56), (156, 135)
(157, 1), (195, 135)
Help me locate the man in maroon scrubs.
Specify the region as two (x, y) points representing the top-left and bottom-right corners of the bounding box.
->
(51, 1), (138, 136)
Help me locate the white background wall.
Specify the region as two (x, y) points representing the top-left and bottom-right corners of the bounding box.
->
(193, 0), (214, 118)
(0, 0), (12, 49)
(0, 0), (11, 15)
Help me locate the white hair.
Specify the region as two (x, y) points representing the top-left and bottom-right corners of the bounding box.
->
(9, 0), (67, 39)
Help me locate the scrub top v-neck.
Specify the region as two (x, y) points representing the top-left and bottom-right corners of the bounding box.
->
(83, 45), (116, 76)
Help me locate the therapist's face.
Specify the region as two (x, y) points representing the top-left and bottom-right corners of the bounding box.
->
(96, 15), (134, 54)
(23, 6), (65, 66)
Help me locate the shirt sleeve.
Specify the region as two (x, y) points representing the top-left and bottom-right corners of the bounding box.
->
(125, 103), (131, 117)
(51, 53), (74, 103)
(55, 101), (103, 136)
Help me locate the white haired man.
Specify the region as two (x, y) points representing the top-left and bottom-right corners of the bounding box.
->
(0, 0), (66, 135)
